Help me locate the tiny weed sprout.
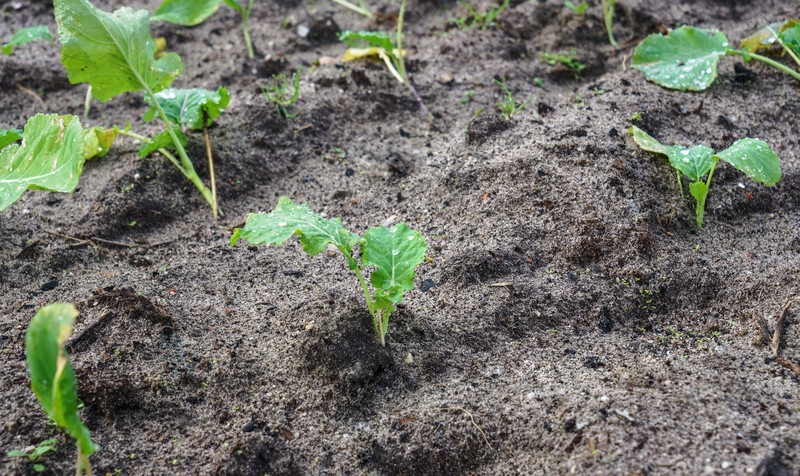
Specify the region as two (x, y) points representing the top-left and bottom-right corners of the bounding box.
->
(26, 303), (98, 475)
(153, 0), (256, 59)
(231, 197), (428, 346)
(632, 24), (800, 92)
(495, 79), (533, 121)
(452, 0), (509, 30)
(564, 1), (588, 15)
(331, 0), (372, 18)
(7, 438), (58, 473)
(261, 72), (301, 119)
(540, 49), (586, 78)
(629, 126), (781, 228)
(601, 0), (617, 47)
(2, 26), (52, 55)
(55, 0), (220, 215)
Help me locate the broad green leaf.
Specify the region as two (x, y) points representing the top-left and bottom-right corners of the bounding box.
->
(55, 0), (184, 102)
(26, 303), (97, 457)
(629, 126), (714, 181)
(362, 223), (427, 303)
(0, 128), (23, 150)
(153, 0), (223, 26)
(223, 0), (245, 13)
(83, 127), (117, 160)
(230, 197), (361, 263)
(2, 25), (52, 55)
(0, 114), (85, 212)
(138, 129), (187, 158)
(781, 24), (800, 56)
(339, 31), (396, 53)
(143, 87), (231, 130)
(632, 26), (729, 91)
(714, 138), (781, 186)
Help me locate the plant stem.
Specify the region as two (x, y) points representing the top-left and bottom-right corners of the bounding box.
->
(115, 129), (186, 176)
(202, 114), (219, 221)
(143, 87), (216, 211)
(767, 26), (800, 68)
(396, 0), (408, 84)
(728, 49), (800, 82)
(331, 0), (372, 17)
(83, 86), (92, 118)
(676, 170), (684, 198)
(242, 0), (255, 59)
(353, 266), (375, 316)
(601, 0), (617, 48)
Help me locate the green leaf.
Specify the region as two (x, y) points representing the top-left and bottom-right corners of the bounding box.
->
(781, 24), (800, 56)
(223, 0), (245, 13)
(338, 31), (396, 53)
(144, 87), (231, 130)
(362, 223), (427, 303)
(82, 127), (117, 160)
(0, 128), (23, 150)
(740, 21), (785, 53)
(230, 197), (361, 261)
(7, 450), (27, 458)
(138, 129), (187, 158)
(55, 0), (184, 102)
(33, 464), (45, 473)
(714, 138), (781, 186)
(26, 303), (98, 457)
(0, 114), (85, 212)
(629, 126), (714, 181)
(632, 26), (730, 91)
(2, 25), (52, 55)
(153, 0), (223, 26)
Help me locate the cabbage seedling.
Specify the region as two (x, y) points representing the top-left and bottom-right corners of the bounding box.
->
(2, 26), (52, 55)
(629, 126), (781, 228)
(54, 0), (218, 214)
(601, 0), (616, 47)
(153, 0), (256, 59)
(231, 197), (428, 346)
(632, 25), (800, 92)
(25, 303), (98, 476)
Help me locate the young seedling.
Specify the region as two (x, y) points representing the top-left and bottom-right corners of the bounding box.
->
(7, 438), (58, 473)
(629, 126), (781, 228)
(2, 26), (52, 55)
(54, 0), (218, 214)
(261, 72), (301, 119)
(632, 25), (800, 92)
(540, 49), (586, 78)
(451, 0), (510, 30)
(564, 1), (588, 15)
(331, 0), (372, 18)
(338, 0), (431, 120)
(495, 79), (532, 121)
(153, 0), (256, 59)
(601, 0), (617, 47)
(25, 303), (98, 475)
(140, 87), (231, 219)
(231, 197), (428, 346)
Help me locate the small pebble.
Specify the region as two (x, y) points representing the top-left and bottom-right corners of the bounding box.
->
(305, 322), (315, 332)
(404, 353), (413, 364)
(437, 72), (454, 84)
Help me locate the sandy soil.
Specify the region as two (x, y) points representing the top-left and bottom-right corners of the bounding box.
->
(1, 0), (799, 474)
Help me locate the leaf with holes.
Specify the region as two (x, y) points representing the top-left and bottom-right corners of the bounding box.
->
(143, 87), (230, 130)
(55, 0), (184, 101)
(0, 114), (85, 212)
(231, 197), (427, 345)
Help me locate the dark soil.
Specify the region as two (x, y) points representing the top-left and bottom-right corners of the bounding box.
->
(2, 0), (799, 474)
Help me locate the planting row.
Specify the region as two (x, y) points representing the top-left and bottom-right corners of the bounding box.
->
(3, 1), (800, 473)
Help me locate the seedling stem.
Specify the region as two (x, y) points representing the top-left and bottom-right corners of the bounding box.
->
(727, 49), (800, 81)
(601, 0), (617, 47)
(241, 0), (255, 59)
(332, 0), (372, 17)
(202, 111), (219, 220)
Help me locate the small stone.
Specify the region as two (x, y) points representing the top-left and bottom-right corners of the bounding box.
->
(437, 72), (454, 84)
(404, 353), (413, 364)
(318, 56), (337, 66)
(599, 395), (610, 403)
(305, 322), (315, 332)
(242, 421), (258, 433)
(297, 24), (310, 38)
(722, 461), (731, 470)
